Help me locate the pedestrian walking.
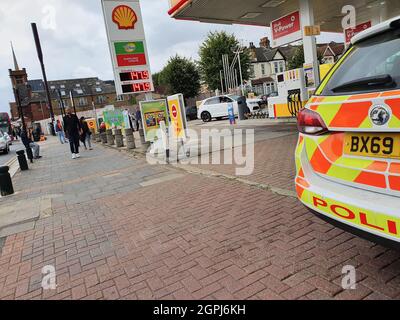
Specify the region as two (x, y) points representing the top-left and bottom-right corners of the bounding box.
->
(79, 117), (93, 150)
(63, 107), (82, 159)
(54, 119), (66, 144)
(135, 106), (142, 131)
(99, 121), (106, 133)
(21, 128), (41, 159)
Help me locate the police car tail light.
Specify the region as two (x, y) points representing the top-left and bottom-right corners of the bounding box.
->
(297, 108), (328, 135)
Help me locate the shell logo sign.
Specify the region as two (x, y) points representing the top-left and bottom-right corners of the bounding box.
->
(112, 5), (137, 30)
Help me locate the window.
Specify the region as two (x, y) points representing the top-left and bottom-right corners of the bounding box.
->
(220, 96), (233, 103)
(75, 89), (84, 94)
(323, 56), (335, 64)
(76, 84), (81, 87)
(95, 87), (102, 93)
(261, 64), (266, 75)
(50, 85), (55, 90)
(250, 65), (255, 77)
(60, 85), (65, 89)
(205, 97), (220, 105)
(321, 29), (400, 96)
(273, 61), (285, 74)
(78, 97), (88, 106)
(96, 95), (106, 104)
(60, 90), (66, 96)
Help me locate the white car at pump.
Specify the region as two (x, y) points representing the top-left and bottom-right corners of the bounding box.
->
(198, 94), (261, 122)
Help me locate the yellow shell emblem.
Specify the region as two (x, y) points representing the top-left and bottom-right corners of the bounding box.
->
(112, 5), (137, 30)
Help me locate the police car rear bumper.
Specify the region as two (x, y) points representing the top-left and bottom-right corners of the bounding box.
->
(297, 144), (400, 245)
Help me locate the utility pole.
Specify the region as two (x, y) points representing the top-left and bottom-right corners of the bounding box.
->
(31, 22), (55, 135)
(57, 89), (66, 118)
(69, 90), (77, 115)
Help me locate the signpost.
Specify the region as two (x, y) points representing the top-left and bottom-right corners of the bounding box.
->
(271, 11), (302, 48)
(139, 99), (169, 142)
(101, 0), (154, 95)
(167, 94), (187, 139)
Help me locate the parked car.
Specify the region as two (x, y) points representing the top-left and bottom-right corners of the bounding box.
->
(0, 131), (10, 154)
(296, 15), (400, 247)
(197, 95), (261, 122)
(185, 106), (198, 121)
(3, 132), (12, 145)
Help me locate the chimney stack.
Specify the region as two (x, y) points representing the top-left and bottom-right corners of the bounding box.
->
(259, 37), (271, 49)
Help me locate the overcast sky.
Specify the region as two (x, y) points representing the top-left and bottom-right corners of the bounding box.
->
(0, 0), (343, 113)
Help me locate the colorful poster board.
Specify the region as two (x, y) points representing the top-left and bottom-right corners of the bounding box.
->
(167, 94), (187, 139)
(103, 110), (125, 129)
(139, 99), (169, 142)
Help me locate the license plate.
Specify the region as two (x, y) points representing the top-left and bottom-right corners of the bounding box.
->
(344, 133), (400, 159)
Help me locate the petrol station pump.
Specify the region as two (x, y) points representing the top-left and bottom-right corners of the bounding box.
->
(267, 68), (308, 118)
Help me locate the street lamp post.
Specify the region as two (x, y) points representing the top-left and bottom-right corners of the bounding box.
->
(56, 89), (66, 118)
(13, 86), (26, 132)
(31, 22), (55, 136)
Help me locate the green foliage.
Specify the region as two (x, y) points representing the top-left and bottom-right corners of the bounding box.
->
(288, 45), (323, 70)
(198, 31), (251, 91)
(158, 55), (200, 99)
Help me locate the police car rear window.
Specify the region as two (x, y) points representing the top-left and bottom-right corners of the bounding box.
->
(321, 30), (400, 96)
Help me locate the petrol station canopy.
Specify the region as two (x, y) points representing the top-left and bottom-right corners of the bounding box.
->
(168, 0), (400, 33)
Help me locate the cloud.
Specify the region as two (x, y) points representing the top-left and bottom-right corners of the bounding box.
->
(0, 0), (344, 113)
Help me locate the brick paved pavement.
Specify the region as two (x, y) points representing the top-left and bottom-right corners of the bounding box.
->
(0, 134), (400, 300)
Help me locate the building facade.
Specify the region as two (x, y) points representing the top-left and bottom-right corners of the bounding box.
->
(248, 37), (287, 96)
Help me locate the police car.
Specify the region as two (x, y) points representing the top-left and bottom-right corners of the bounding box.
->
(296, 16), (400, 246)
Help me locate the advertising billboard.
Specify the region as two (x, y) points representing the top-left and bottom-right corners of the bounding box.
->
(139, 99), (169, 142)
(167, 94), (187, 139)
(271, 11), (302, 48)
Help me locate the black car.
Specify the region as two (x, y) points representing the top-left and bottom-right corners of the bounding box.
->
(185, 106), (198, 121)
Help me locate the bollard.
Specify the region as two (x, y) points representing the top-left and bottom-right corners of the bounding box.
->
(124, 128), (136, 150)
(25, 146), (34, 163)
(0, 166), (14, 196)
(139, 128), (147, 145)
(106, 129), (115, 146)
(100, 132), (107, 144)
(16, 150), (29, 171)
(115, 129), (123, 148)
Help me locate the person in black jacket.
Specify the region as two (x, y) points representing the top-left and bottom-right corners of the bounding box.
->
(63, 108), (82, 159)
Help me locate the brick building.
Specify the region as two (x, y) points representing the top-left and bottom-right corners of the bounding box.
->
(8, 48), (136, 123)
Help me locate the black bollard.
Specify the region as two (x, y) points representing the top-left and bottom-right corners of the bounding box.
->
(0, 166), (14, 196)
(16, 150), (29, 171)
(26, 146), (33, 163)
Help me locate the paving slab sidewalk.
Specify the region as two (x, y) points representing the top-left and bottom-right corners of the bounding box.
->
(0, 136), (400, 300)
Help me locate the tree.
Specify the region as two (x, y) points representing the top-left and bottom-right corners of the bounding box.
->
(288, 45), (323, 70)
(158, 55), (200, 99)
(198, 31), (251, 91)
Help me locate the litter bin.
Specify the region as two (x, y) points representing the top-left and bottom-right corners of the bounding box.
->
(0, 166), (14, 196)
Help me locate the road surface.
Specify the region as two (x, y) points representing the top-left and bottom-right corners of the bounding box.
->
(0, 141), (22, 167)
